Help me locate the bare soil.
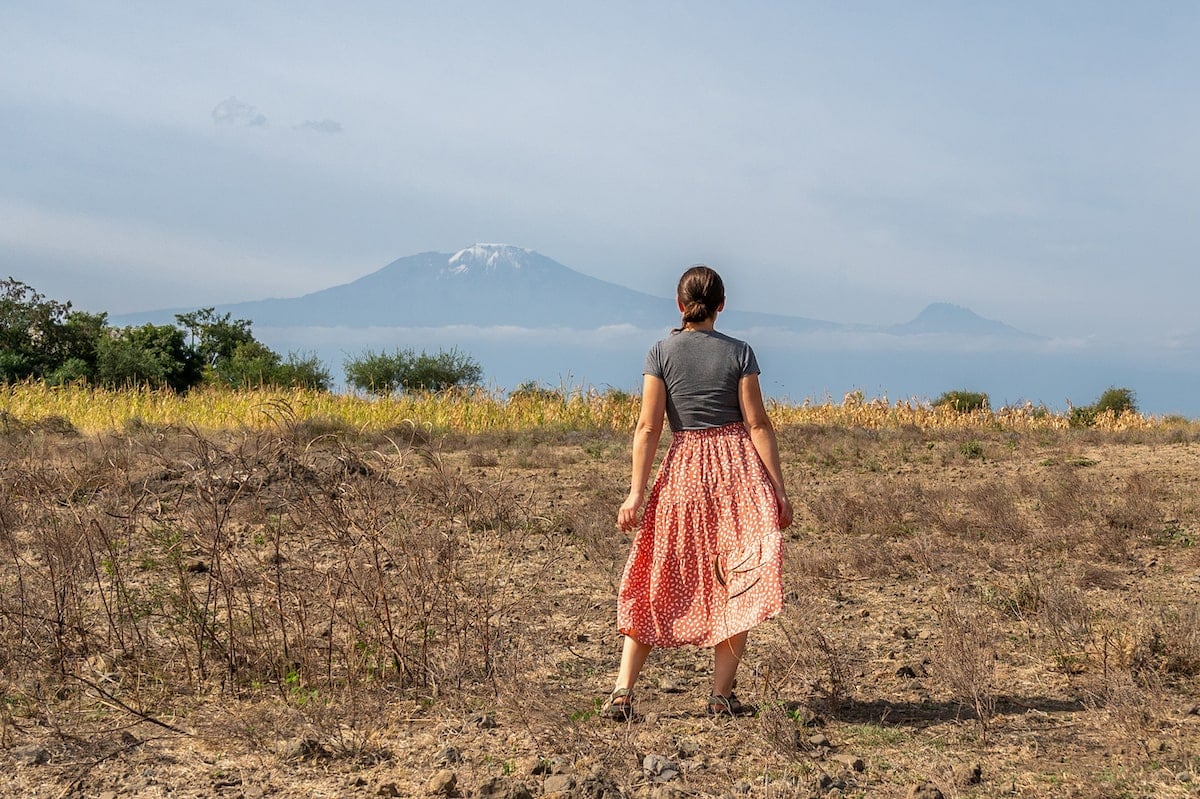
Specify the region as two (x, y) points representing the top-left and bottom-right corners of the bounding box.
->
(2, 422), (1199, 798)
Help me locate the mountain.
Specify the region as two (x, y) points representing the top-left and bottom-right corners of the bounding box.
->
(113, 245), (839, 333)
(115, 244), (1036, 339)
(886, 302), (1042, 339)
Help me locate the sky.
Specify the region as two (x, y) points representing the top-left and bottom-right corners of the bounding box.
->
(3, 2), (1199, 347)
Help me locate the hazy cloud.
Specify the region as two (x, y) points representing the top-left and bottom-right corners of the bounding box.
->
(211, 97), (268, 127)
(0, 200), (333, 304)
(297, 118), (343, 134)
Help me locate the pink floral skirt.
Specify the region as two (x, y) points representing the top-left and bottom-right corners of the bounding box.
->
(617, 423), (784, 648)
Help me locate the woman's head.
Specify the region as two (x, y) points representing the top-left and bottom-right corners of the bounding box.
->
(677, 265), (725, 325)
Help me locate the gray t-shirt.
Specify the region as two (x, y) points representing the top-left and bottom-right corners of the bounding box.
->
(643, 329), (761, 432)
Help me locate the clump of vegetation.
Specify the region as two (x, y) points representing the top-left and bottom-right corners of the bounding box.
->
(1070, 387), (1138, 428)
(933, 389), (989, 413)
(0, 279), (329, 391)
(343, 347), (482, 395)
(959, 439), (985, 459)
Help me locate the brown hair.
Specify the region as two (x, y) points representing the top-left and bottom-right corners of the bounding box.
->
(676, 265), (725, 327)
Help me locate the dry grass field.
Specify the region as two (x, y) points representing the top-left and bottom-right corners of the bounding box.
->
(1, 392), (1199, 798)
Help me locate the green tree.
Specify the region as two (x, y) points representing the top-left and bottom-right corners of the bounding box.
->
(0, 277), (74, 381)
(212, 341), (330, 390)
(174, 308), (256, 370)
(95, 324), (200, 392)
(344, 347), (482, 395)
(47, 310), (109, 384)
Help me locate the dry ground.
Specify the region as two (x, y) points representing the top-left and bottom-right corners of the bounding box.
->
(1, 418), (1199, 798)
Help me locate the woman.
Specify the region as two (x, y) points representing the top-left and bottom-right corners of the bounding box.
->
(606, 265), (792, 719)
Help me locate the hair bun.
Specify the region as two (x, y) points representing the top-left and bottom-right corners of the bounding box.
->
(675, 264), (725, 327)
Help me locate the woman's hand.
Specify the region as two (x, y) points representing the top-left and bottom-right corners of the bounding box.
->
(776, 494), (794, 530)
(617, 490), (645, 532)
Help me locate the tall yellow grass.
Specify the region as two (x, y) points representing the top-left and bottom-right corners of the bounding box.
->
(1, 383), (1183, 435)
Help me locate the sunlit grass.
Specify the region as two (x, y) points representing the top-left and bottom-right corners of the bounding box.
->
(0, 382), (1189, 435)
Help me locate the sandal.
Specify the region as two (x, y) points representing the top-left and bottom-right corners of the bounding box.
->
(707, 692), (754, 717)
(602, 687), (634, 721)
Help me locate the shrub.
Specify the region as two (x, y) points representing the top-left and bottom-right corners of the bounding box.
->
(934, 390), (989, 413)
(345, 347), (482, 395)
(959, 440), (985, 459)
(1093, 387), (1137, 416)
(211, 342), (331, 390)
(1070, 386), (1138, 428)
(508, 380), (564, 402)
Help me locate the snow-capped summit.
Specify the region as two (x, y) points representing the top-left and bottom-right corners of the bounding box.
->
(445, 244), (534, 275)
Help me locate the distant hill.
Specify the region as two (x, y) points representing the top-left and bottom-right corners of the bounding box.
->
(886, 302), (1042, 339)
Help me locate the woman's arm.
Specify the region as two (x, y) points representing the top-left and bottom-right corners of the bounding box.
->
(617, 374), (667, 532)
(739, 373), (793, 529)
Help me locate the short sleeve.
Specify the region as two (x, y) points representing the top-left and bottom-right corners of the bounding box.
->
(643, 342), (664, 378)
(740, 343), (761, 377)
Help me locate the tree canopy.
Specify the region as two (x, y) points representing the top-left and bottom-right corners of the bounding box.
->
(0, 280), (330, 392)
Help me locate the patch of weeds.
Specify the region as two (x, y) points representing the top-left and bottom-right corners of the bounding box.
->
(467, 450), (498, 467)
(841, 722), (909, 747)
(933, 596), (998, 732)
(35, 414), (79, 436)
(1157, 521), (1194, 547)
(1065, 455), (1098, 467)
(569, 698), (602, 722)
(959, 440), (984, 459)
(581, 441), (607, 460)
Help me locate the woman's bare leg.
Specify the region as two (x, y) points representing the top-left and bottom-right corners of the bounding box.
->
(613, 635), (652, 701)
(712, 630), (748, 697)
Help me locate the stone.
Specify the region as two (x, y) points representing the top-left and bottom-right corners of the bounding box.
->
(425, 769), (457, 797)
(895, 664), (927, 678)
(543, 774), (575, 795)
(830, 753), (865, 772)
(9, 745), (50, 765)
(906, 783), (944, 799)
(470, 712), (498, 729)
(659, 677), (686, 693)
(276, 734), (327, 760)
(956, 763), (983, 786)
(643, 754), (680, 782)
(808, 733), (831, 748)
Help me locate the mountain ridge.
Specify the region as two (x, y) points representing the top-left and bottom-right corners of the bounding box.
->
(113, 244), (1037, 339)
